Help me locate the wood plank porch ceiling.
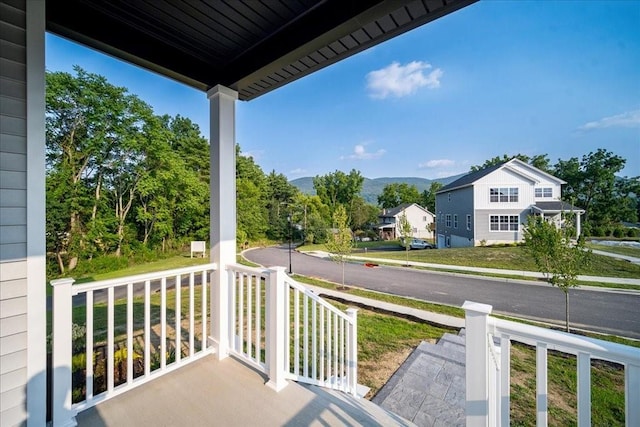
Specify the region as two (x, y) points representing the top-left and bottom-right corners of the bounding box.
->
(46, 0), (476, 101)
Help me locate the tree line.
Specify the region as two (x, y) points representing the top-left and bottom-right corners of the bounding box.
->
(45, 67), (638, 275)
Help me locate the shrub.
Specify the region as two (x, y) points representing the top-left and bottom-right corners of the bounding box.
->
(627, 228), (639, 238)
(613, 227), (625, 238)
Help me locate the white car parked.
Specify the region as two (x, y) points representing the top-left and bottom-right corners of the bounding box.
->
(400, 238), (435, 250)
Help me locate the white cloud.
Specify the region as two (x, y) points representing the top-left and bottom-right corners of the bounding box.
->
(341, 144), (386, 160)
(289, 168), (306, 175)
(240, 149), (264, 160)
(579, 110), (640, 131)
(418, 159), (455, 169)
(366, 61), (443, 99)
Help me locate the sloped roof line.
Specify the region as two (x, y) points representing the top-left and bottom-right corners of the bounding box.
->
(380, 202), (434, 217)
(436, 158), (564, 193)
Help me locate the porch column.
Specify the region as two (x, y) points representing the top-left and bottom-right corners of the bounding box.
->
(463, 301), (493, 427)
(208, 85), (238, 360)
(575, 212), (581, 239)
(26, 1), (48, 425)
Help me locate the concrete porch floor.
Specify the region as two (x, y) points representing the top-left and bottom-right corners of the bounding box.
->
(75, 354), (415, 427)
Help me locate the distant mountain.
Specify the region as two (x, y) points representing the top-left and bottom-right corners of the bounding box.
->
(290, 174), (466, 205)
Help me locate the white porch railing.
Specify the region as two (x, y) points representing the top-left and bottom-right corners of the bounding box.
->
(463, 301), (640, 427)
(51, 263), (217, 427)
(226, 264), (359, 396)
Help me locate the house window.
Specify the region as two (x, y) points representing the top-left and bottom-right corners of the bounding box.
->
(423, 216), (427, 221)
(446, 214), (452, 227)
(535, 187), (553, 198)
(448, 193), (451, 202)
(490, 215), (519, 231)
(466, 214), (471, 230)
(490, 187), (518, 203)
(453, 214), (458, 229)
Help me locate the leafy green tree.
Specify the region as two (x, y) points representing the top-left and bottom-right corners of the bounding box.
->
(325, 205), (353, 289)
(46, 66), (155, 267)
(523, 215), (591, 332)
(313, 169), (364, 219)
(397, 212), (413, 266)
(554, 149), (627, 226)
(420, 181), (443, 212)
(349, 197), (379, 231)
(377, 183), (421, 208)
(236, 147), (268, 241)
(265, 170), (299, 240)
(470, 153), (551, 173)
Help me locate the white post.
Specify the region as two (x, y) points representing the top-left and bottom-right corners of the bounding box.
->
(208, 85), (238, 360)
(26, 0), (48, 424)
(51, 278), (77, 427)
(346, 308), (359, 397)
(627, 363), (640, 427)
(463, 301), (493, 427)
(266, 267), (288, 391)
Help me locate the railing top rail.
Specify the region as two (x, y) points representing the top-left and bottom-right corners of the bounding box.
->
(490, 317), (640, 366)
(226, 263), (270, 276)
(285, 277), (354, 323)
(227, 262), (354, 323)
(70, 263), (218, 295)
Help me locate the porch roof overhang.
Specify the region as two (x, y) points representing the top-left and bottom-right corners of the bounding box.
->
(531, 201), (585, 215)
(45, 0), (477, 101)
(376, 222), (396, 229)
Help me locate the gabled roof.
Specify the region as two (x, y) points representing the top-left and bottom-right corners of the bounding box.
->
(436, 162), (505, 193)
(46, 0), (476, 101)
(436, 158), (565, 193)
(532, 201), (585, 214)
(380, 203), (432, 217)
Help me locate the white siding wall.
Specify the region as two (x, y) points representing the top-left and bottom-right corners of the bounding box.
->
(396, 204), (435, 239)
(1, 1), (29, 425)
(473, 168), (536, 210)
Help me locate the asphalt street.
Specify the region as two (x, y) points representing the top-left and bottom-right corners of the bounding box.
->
(244, 245), (640, 340)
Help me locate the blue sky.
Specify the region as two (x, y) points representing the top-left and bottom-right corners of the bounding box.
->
(45, 0), (640, 181)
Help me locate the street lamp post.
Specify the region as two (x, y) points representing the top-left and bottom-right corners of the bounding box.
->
(287, 214), (292, 274)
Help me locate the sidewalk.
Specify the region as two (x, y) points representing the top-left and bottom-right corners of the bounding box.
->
(302, 250), (640, 287)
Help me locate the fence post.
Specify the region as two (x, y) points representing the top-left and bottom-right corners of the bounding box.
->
(628, 363), (640, 427)
(346, 308), (359, 397)
(266, 267), (288, 391)
(463, 301), (493, 427)
(51, 278), (77, 427)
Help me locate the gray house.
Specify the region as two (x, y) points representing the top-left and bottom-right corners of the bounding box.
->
(435, 159), (584, 248)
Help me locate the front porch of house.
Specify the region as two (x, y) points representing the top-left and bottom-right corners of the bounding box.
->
(49, 260), (640, 426)
(74, 353), (409, 427)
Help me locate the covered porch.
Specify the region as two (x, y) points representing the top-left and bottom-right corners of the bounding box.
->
(531, 201), (585, 238)
(75, 354), (410, 427)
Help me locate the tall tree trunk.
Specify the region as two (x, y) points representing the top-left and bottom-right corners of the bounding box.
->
(56, 250), (65, 274)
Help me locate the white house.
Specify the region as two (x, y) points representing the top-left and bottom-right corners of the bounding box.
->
(376, 203), (435, 241)
(434, 158), (585, 248)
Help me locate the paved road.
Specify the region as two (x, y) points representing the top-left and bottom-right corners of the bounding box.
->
(245, 246), (640, 340)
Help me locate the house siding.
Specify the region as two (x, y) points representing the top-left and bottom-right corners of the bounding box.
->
(0, 0), (29, 425)
(475, 208), (527, 245)
(435, 186), (474, 247)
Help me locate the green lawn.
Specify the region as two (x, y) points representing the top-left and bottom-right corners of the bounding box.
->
(587, 242), (640, 258)
(329, 245), (640, 279)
